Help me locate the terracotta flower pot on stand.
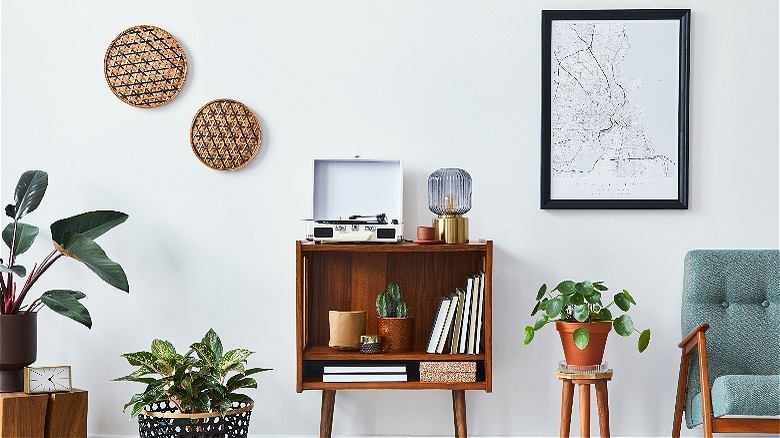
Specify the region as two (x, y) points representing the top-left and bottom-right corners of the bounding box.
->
(556, 321), (611, 366)
(377, 317), (414, 353)
(0, 313), (37, 392)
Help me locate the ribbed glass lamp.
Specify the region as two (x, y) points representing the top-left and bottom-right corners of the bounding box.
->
(428, 168), (471, 243)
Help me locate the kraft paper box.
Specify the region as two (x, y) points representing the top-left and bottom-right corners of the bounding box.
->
(328, 311), (366, 349)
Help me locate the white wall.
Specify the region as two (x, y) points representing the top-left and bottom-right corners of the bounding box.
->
(1, 1), (777, 436)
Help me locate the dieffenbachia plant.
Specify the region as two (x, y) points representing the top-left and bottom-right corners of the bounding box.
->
(0, 170), (129, 328)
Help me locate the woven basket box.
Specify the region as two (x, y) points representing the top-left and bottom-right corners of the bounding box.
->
(419, 361), (476, 383)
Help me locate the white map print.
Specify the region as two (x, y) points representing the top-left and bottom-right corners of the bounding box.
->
(551, 20), (679, 199)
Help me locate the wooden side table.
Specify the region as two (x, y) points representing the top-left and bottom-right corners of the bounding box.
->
(557, 370), (612, 438)
(0, 389), (87, 437)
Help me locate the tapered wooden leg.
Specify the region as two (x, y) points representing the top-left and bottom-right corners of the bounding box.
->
(672, 353), (690, 438)
(595, 381), (610, 438)
(560, 380), (574, 438)
(697, 332), (713, 438)
(320, 390), (336, 438)
(579, 384), (591, 438)
(452, 389), (467, 438)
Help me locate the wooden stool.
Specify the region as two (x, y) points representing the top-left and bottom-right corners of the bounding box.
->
(557, 370), (612, 438)
(0, 389), (87, 437)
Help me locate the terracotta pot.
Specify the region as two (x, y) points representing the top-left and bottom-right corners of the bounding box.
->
(377, 317), (414, 353)
(0, 313), (37, 392)
(556, 321), (611, 366)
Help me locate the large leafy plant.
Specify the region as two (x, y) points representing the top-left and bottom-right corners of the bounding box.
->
(523, 280), (651, 353)
(0, 170), (129, 328)
(115, 329), (271, 417)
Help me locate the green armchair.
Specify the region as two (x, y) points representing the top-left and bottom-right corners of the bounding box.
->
(672, 250), (779, 437)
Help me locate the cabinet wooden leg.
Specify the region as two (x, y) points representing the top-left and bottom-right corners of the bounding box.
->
(452, 389), (467, 438)
(579, 384), (591, 438)
(560, 380), (574, 438)
(320, 390), (336, 438)
(595, 381), (610, 438)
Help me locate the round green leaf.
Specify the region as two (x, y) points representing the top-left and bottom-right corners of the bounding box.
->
(623, 289), (637, 305)
(573, 327), (589, 350)
(614, 293), (631, 311)
(533, 314), (549, 330)
(573, 304), (590, 322)
(598, 308), (612, 321)
(613, 314), (634, 337)
(570, 293), (585, 305)
(523, 326), (535, 345)
(593, 282), (608, 291)
(545, 297), (563, 318)
(531, 300), (541, 317)
(586, 291), (602, 304)
(535, 284), (547, 301)
(556, 281), (576, 295)
(638, 329), (651, 352)
(576, 281), (594, 295)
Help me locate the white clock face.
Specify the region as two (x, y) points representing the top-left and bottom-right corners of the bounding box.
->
(27, 367), (71, 393)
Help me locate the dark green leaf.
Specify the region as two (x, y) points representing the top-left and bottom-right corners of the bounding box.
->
(227, 377), (256, 392)
(539, 298), (548, 311)
(597, 308), (612, 321)
(523, 326), (535, 345)
(533, 314), (548, 330)
(638, 329), (651, 352)
(56, 232), (129, 292)
(2, 222), (39, 256)
(622, 289), (636, 305)
(613, 314), (634, 336)
(535, 284), (547, 301)
(50, 210), (128, 245)
(593, 282), (608, 291)
(614, 293), (630, 312)
(586, 291), (602, 304)
(531, 300), (541, 316)
(573, 304), (589, 322)
(575, 281), (594, 296)
(555, 280), (576, 295)
(0, 263), (26, 277)
(570, 293), (585, 305)
(227, 393), (254, 404)
(40, 290), (92, 328)
(13, 170), (48, 220)
(545, 297), (563, 318)
(242, 367), (272, 377)
(573, 327), (589, 350)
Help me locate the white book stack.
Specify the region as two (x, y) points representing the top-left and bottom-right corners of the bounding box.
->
(322, 364), (407, 382)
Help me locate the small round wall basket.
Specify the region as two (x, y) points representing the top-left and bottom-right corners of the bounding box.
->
(190, 99), (262, 171)
(138, 400), (253, 438)
(104, 25), (188, 108)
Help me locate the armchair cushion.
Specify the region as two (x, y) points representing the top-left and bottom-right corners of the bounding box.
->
(688, 374), (780, 427)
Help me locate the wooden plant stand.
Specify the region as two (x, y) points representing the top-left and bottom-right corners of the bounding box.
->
(557, 370), (612, 438)
(0, 389), (87, 437)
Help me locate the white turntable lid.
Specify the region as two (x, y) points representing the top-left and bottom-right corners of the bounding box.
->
(312, 158), (403, 222)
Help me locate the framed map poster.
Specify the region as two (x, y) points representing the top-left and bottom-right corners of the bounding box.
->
(541, 9), (690, 209)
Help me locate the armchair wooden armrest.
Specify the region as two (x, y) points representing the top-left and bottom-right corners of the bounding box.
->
(673, 323), (712, 437)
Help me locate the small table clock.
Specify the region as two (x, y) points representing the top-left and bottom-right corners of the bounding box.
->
(24, 365), (72, 394)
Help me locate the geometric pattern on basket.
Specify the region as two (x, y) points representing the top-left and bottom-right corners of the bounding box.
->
(138, 400), (252, 438)
(104, 25), (187, 108)
(190, 99), (262, 171)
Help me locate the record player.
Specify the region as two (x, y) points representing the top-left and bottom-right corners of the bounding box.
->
(305, 158), (404, 243)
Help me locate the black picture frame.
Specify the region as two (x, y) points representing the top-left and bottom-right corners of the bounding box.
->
(541, 9), (690, 209)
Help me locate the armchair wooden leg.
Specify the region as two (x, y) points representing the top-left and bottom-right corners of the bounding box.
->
(672, 353), (690, 438)
(696, 331), (713, 438)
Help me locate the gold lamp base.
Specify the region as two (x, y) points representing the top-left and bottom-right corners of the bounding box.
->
(434, 215), (469, 244)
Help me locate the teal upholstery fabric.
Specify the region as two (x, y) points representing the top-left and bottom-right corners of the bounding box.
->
(681, 250), (780, 428)
(689, 375), (780, 427)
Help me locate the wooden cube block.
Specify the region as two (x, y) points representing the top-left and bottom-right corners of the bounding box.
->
(0, 389), (87, 438)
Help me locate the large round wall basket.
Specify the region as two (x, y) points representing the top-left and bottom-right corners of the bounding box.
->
(104, 25), (188, 108)
(190, 99), (262, 171)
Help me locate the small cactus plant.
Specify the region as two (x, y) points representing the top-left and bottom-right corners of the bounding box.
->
(376, 281), (409, 318)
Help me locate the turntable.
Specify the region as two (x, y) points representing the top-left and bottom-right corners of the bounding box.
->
(305, 158), (404, 243)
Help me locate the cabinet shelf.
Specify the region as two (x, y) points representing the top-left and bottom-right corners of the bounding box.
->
(302, 345), (484, 361)
(302, 379), (487, 391)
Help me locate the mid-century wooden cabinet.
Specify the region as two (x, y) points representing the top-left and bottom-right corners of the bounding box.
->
(295, 240), (493, 437)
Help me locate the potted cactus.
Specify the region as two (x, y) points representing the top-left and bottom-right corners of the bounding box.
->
(376, 281), (414, 352)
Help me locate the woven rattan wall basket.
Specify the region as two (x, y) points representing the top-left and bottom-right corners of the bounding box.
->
(190, 99), (262, 171)
(104, 25), (188, 108)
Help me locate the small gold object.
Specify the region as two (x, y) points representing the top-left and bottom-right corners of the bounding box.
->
(433, 215), (469, 244)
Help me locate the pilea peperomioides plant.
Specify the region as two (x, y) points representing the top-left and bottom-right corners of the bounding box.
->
(0, 170), (129, 327)
(114, 329), (271, 417)
(376, 281), (409, 318)
(523, 280), (651, 352)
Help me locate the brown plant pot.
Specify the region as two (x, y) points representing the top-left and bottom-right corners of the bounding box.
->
(556, 321), (611, 366)
(0, 313), (37, 392)
(377, 317), (414, 353)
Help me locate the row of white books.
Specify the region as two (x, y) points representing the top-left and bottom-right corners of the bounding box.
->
(321, 364), (407, 382)
(426, 271), (485, 355)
